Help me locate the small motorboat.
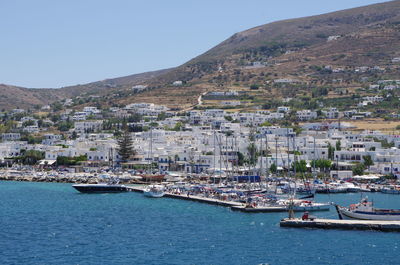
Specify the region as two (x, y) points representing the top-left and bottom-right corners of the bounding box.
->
(144, 185), (165, 198)
(381, 185), (400, 194)
(336, 197), (400, 221)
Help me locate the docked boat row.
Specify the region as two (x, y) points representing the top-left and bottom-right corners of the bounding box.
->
(71, 178), (400, 222)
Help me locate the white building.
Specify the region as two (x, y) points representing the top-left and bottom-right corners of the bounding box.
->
(23, 125), (39, 134)
(172, 80), (183, 86)
(74, 121), (103, 133)
(277, 106), (290, 113)
(2, 133), (21, 141)
(83, 106), (101, 115)
(322, 108), (339, 119)
(42, 134), (63, 145)
(296, 110), (317, 121)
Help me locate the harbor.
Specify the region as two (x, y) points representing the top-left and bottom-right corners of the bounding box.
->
(2, 168), (400, 220)
(2, 180), (400, 265)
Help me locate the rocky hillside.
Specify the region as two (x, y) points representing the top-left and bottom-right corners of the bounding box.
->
(0, 68), (172, 110)
(2, 0), (400, 110)
(126, 0), (400, 109)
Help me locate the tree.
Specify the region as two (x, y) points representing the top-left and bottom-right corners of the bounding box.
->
(157, 112), (167, 121)
(363, 155), (374, 170)
(250, 84), (260, 90)
(17, 150), (45, 165)
(247, 143), (258, 165)
(172, 122), (183, 131)
(224, 115), (233, 122)
(336, 140), (341, 151)
(57, 121), (73, 131)
(270, 163), (277, 174)
(260, 121), (272, 127)
(56, 155), (87, 166)
(327, 143), (335, 160)
(117, 123), (135, 162)
(352, 163), (365, 176)
(292, 160), (308, 173)
(71, 131), (78, 140)
(237, 151), (245, 166)
(313, 159), (332, 174)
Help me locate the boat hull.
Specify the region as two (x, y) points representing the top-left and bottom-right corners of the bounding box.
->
(73, 184), (130, 193)
(293, 204), (330, 212)
(143, 191), (165, 198)
(381, 189), (400, 194)
(337, 206), (400, 221)
(231, 203), (330, 213)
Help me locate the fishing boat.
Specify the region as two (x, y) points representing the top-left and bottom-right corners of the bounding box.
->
(336, 197), (400, 221)
(143, 185), (165, 198)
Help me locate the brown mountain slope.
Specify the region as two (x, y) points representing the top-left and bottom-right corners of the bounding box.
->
(2, 0), (400, 111)
(0, 84), (60, 110)
(198, 0), (400, 60)
(147, 0), (400, 84)
(126, 0), (400, 108)
(0, 68), (172, 110)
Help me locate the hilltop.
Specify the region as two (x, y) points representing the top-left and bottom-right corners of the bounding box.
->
(129, 0), (400, 109)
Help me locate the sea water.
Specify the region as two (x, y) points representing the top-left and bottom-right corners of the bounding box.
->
(1, 181), (399, 265)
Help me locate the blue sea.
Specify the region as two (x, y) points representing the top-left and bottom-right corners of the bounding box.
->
(1, 181), (399, 265)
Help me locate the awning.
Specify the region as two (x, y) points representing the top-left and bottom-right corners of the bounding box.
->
(38, 159), (56, 165)
(353, 175), (381, 180)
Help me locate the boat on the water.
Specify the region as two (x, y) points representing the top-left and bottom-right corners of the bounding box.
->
(336, 197), (400, 221)
(231, 199), (330, 213)
(73, 183), (130, 193)
(143, 185), (165, 198)
(279, 199), (331, 212)
(381, 185), (400, 194)
(72, 175), (130, 193)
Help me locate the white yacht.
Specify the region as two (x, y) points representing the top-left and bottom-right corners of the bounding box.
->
(144, 185), (165, 198)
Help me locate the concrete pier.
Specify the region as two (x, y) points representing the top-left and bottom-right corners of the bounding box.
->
(280, 218), (400, 232)
(231, 205), (287, 212)
(128, 185), (243, 207)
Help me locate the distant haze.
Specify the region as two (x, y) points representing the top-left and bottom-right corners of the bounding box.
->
(0, 0), (388, 88)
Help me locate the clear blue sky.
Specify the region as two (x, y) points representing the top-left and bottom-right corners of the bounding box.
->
(0, 0), (388, 88)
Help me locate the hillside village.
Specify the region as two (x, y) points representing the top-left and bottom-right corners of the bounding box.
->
(1, 93), (400, 181)
(1, 1), (400, 183)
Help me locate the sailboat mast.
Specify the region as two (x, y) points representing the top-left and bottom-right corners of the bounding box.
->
(265, 134), (269, 179)
(150, 128), (153, 174)
(287, 127), (290, 177)
(313, 136), (316, 178)
(260, 133), (263, 178)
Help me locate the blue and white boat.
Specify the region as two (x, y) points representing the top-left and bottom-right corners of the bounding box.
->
(336, 197), (400, 221)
